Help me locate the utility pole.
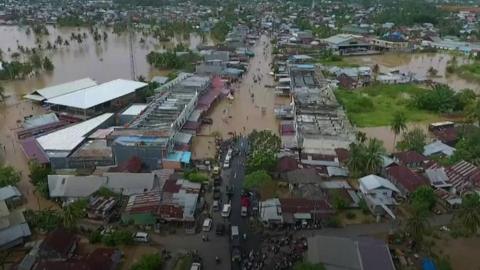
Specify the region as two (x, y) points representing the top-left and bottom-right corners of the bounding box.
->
(128, 13), (136, 81)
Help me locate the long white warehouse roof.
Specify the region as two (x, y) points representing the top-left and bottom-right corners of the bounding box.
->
(24, 78), (97, 101)
(46, 79), (147, 109)
(37, 113), (113, 152)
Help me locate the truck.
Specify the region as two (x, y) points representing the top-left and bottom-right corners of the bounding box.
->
(230, 225), (241, 262)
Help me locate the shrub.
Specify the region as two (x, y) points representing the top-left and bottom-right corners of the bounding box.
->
(346, 212), (356, 220)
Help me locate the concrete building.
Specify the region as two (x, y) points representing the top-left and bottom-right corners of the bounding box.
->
(289, 65), (355, 156)
(110, 74), (210, 170)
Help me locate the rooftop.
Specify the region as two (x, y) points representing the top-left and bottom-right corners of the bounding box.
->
(46, 79), (147, 109)
(24, 78), (97, 101)
(36, 113), (113, 153)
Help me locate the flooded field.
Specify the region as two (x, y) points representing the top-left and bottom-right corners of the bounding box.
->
(0, 25), (211, 104)
(360, 123), (431, 152)
(348, 52), (480, 92)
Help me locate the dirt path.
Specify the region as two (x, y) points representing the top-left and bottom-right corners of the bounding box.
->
(0, 99), (57, 210)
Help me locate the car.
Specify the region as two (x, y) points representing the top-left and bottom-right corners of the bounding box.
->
(230, 225), (239, 240)
(212, 200), (220, 211)
(132, 232), (150, 243)
(190, 262), (201, 270)
(241, 206), (248, 217)
(202, 218), (212, 232)
(213, 177), (222, 186)
(215, 223), (225, 235)
(221, 204), (231, 218)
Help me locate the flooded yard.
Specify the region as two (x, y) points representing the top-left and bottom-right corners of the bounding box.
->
(348, 52), (480, 92)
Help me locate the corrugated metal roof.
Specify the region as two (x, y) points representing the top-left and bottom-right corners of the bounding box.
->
(37, 113), (113, 152)
(25, 78), (97, 101)
(46, 79), (147, 109)
(121, 104), (148, 116)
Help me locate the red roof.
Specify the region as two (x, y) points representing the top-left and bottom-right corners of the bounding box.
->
(163, 179), (181, 193)
(279, 198), (333, 213)
(40, 228), (77, 259)
(276, 156), (299, 173)
(35, 248), (121, 270)
(432, 127), (458, 145)
(386, 165), (428, 192)
(393, 151), (427, 165)
(335, 148), (350, 164)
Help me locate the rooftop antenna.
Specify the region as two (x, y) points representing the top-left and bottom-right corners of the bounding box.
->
(128, 13), (136, 81)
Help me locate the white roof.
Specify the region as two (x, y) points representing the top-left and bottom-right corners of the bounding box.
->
(48, 175), (107, 198)
(359, 174), (400, 193)
(122, 104), (148, 116)
(37, 113), (113, 152)
(46, 79), (147, 109)
(25, 78), (97, 101)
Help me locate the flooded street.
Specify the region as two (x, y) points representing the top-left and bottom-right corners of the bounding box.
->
(348, 52), (480, 92)
(192, 35), (289, 159)
(360, 123), (431, 152)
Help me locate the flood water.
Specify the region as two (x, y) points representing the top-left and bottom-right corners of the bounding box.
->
(0, 25), (211, 104)
(348, 52), (480, 92)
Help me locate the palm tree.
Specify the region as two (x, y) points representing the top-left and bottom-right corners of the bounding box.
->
(364, 138), (385, 175)
(405, 206), (430, 249)
(347, 142), (365, 178)
(390, 111), (407, 149)
(372, 64), (380, 82)
(465, 99), (480, 126)
(456, 193), (480, 235)
(61, 200), (86, 229)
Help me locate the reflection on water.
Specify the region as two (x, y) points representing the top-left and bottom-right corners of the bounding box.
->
(0, 25), (211, 104)
(348, 52), (480, 92)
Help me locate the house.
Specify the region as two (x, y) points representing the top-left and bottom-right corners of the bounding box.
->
(279, 198), (334, 226)
(158, 179), (201, 223)
(427, 160), (480, 194)
(428, 121), (458, 146)
(306, 235), (396, 270)
(23, 78), (97, 102)
(385, 165), (429, 195)
(0, 200), (31, 250)
(0, 185), (22, 208)
(34, 248), (122, 270)
(392, 151), (427, 169)
(38, 228), (78, 261)
(321, 34), (374, 56)
(358, 174), (399, 218)
(423, 140), (456, 157)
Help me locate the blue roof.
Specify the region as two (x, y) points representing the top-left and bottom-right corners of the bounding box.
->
(422, 258), (437, 270)
(114, 136), (167, 146)
(166, 151), (191, 164)
(293, 64), (315, 69)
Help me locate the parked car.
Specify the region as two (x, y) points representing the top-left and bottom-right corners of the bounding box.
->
(213, 189), (221, 200)
(212, 200), (220, 211)
(213, 177), (222, 186)
(133, 232), (150, 243)
(221, 204), (231, 218)
(190, 262), (201, 270)
(202, 218), (212, 232)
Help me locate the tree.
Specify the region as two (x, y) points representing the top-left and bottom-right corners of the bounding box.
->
(396, 128), (427, 154)
(372, 64), (380, 82)
(28, 162), (51, 197)
(211, 21), (230, 42)
(331, 190), (348, 211)
(0, 166), (20, 188)
(130, 253), (163, 270)
(390, 111), (407, 148)
(347, 138), (385, 178)
(293, 261), (326, 270)
(243, 170), (272, 190)
(465, 99), (480, 126)
(62, 199), (87, 228)
(414, 85), (460, 113)
(43, 57), (54, 71)
(410, 186), (436, 211)
(451, 129), (480, 165)
(456, 193), (480, 235)
(364, 138), (386, 175)
(405, 205), (430, 248)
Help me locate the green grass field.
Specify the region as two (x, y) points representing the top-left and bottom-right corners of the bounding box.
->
(335, 84), (442, 127)
(454, 62), (480, 82)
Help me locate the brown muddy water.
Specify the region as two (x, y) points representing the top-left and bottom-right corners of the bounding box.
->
(0, 25), (211, 104)
(348, 52), (480, 92)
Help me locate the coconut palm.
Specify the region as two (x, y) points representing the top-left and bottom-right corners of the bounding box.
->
(347, 142), (365, 178)
(390, 111), (407, 149)
(364, 138), (385, 175)
(62, 200), (86, 229)
(456, 193), (480, 235)
(405, 205), (430, 248)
